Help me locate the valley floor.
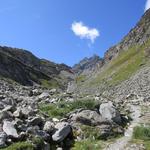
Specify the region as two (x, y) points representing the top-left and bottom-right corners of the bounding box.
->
(0, 78), (150, 150)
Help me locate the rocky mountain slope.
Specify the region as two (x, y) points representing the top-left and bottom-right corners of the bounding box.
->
(104, 7), (150, 63)
(70, 8), (150, 97)
(0, 46), (74, 89)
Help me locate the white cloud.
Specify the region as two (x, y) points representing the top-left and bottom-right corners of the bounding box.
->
(145, 0), (150, 12)
(71, 21), (99, 43)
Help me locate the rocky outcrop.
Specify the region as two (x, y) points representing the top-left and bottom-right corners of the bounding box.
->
(104, 8), (150, 63)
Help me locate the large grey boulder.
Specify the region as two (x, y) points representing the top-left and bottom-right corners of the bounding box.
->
(52, 122), (72, 142)
(0, 132), (7, 148)
(70, 110), (106, 126)
(99, 101), (121, 124)
(3, 121), (19, 138)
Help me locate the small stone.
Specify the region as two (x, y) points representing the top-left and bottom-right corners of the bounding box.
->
(43, 121), (54, 133)
(52, 118), (59, 122)
(28, 117), (43, 127)
(13, 108), (23, 118)
(39, 92), (50, 99)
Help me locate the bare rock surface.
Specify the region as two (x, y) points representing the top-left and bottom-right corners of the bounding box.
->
(3, 121), (19, 138)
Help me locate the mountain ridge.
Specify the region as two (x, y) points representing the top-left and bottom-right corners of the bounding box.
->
(0, 46), (74, 88)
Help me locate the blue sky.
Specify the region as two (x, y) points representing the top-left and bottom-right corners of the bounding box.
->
(0, 0), (149, 66)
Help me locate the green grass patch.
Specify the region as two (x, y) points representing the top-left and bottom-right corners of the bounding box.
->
(1, 142), (34, 150)
(40, 79), (59, 88)
(79, 125), (101, 140)
(72, 140), (102, 150)
(39, 99), (99, 119)
(32, 137), (45, 150)
(133, 125), (150, 140)
(132, 125), (150, 150)
(73, 124), (102, 141)
(145, 141), (150, 150)
(75, 75), (86, 83)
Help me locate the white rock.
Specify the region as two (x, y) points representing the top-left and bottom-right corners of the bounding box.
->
(43, 121), (54, 132)
(99, 101), (121, 124)
(52, 118), (59, 122)
(3, 121), (18, 138)
(39, 92), (50, 99)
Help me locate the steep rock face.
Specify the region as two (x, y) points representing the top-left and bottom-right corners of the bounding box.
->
(0, 47), (73, 88)
(73, 55), (103, 75)
(104, 9), (150, 63)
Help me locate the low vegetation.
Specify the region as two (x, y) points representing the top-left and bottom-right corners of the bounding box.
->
(78, 125), (101, 140)
(39, 99), (99, 119)
(1, 142), (34, 150)
(1, 138), (45, 150)
(75, 75), (86, 83)
(72, 140), (102, 150)
(132, 125), (150, 150)
(133, 125), (150, 140)
(40, 79), (60, 88)
(32, 137), (45, 150)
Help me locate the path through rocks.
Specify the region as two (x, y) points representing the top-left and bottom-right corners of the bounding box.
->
(104, 104), (141, 150)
